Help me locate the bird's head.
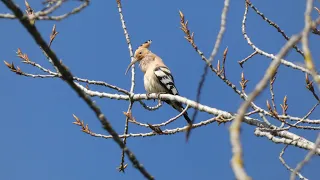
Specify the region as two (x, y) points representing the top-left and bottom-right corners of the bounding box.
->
(125, 40), (152, 75)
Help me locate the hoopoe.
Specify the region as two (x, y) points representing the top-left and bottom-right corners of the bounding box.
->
(125, 40), (192, 125)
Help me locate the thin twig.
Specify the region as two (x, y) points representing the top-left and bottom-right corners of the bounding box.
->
(279, 145), (308, 180)
(36, 0), (63, 16)
(76, 116), (233, 139)
(38, 0), (89, 21)
(20, 59), (130, 94)
(129, 105), (190, 128)
(291, 133), (320, 180)
(246, 0), (304, 57)
(280, 102), (320, 130)
(238, 51), (258, 67)
(139, 100), (162, 111)
(270, 72), (277, 111)
(116, 0), (136, 172)
(0, 0), (89, 21)
(305, 74), (320, 101)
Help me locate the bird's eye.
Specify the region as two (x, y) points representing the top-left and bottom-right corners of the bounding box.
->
(139, 51), (142, 54)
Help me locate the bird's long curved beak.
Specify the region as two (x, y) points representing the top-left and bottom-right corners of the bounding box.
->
(125, 59), (138, 75)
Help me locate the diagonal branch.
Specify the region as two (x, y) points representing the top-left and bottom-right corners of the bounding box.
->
(290, 133), (320, 180)
(0, 1), (153, 179)
(279, 145), (308, 180)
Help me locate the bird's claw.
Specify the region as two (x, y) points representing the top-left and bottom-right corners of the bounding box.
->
(146, 92), (166, 100)
(156, 92), (167, 100)
(146, 93), (152, 99)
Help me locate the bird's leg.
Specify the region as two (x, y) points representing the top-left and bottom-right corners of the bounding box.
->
(146, 92), (166, 101)
(146, 92), (152, 100)
(155, 92), (167, 101)
(146, 93), (157, 102)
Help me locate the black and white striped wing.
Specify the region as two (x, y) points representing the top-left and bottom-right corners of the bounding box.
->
(154, 66), (179, 95)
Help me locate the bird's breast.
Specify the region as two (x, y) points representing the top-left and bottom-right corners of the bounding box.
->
(144, 72), (166, 93)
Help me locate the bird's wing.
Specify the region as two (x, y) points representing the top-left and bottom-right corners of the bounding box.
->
(154, 66), (179, 95)
(154, 67), (191, 124)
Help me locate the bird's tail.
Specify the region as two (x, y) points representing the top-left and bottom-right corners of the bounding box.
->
(182, 112), (192, 125)
(165, 100), (193, 141)
(165, 100), (192, 125)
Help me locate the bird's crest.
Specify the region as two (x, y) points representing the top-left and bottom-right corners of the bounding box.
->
(139, 40), (152, 49)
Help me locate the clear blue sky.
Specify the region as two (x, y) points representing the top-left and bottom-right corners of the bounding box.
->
(1, 0), (319, 179)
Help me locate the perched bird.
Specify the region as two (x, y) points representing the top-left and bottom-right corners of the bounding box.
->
(125, 40), (192, 125)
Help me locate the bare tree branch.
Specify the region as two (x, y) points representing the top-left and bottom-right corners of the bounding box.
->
(188, 0), (230, 140)
(0, 0), (90, 21)
(290, 133), (320, 180)
(115, 0), (136, 172)
(0, 0), (153, 179)
(279, 145), (308, 180)
(230, 27), (302, 180)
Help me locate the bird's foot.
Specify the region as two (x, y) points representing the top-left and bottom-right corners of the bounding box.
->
(155, 92), (167, 100)
(146, 92), (166, 100)
(146, 93), (152, 100)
